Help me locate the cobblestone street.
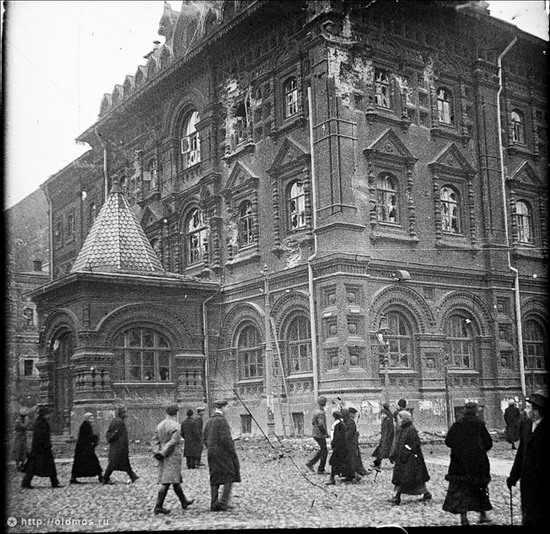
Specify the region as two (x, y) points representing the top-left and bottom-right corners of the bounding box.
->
(6, 439), (521, 531)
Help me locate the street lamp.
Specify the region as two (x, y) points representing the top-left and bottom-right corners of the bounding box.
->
(262, 265), (275, 438)
(376, 315), (391, 401)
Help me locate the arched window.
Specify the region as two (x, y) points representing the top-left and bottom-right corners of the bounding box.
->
(67, 213), (75, 240)
(186, 208), (208, 265)
(445, 314), (474, 368)
(238, 200), (254, 247)
(238, 325), (263, 379)
(515, 200), (533, 244)
(283, 77), (298, 118)
(511, 110), (525, 144)
(376, 173), (398, 223)
(437, 87), (453, 124)
(440, 186), (461, 233)
(523, 319), (546, 370)
(374, 69), (391, 109)
(286, 315), (312, 374)
(113, 327), (171, 382)
(181, 110), (201, 168)
(287, 180), (306, 230)
(386, 312), (413, 368)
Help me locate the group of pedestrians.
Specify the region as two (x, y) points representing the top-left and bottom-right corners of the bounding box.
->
(304, 391), (547, 527)
(18, 400), (241, 515)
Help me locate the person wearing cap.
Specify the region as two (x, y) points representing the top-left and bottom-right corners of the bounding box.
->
(389, 410), (431, 505)
(203, 399), (241, 511)
(152, 404), (194, 515)
(442, 402), (493, 526)
(102, 406), (139, 484)
(504, 399), (521, 450)
(181, 409), (200, 469)
(305, 395), (329, 474)
(21, 406), (63, 489)
(12, 410), (30, 472)
(193, 405), (206, 467)
(70, 412), (103, 484)
(507, 391), (548, 526)
(372, 401), (395, 471)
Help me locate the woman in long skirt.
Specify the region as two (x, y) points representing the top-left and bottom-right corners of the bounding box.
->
(442, 402), (492, 525)
(389, 410), (431, 505)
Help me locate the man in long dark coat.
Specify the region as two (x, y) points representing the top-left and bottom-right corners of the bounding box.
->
(504, 399), (521, 450)
(152, 404), (194, 515)
(442, 402), (492, 525)
(21, 406), (63, 488)
(389, 410), (431, 505)
(181, 409), (201, 469)
(507, 392), (548, 527)
(372, 401), (395, 470)
(203, 399), (240, 511)
(70, 412), (103, 484)
(102, 406), (139, 484)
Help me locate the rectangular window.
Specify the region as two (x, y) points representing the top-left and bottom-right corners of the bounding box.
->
(240, 414), (252, 434)
(374, 69), (391, 109)
(23, 359), (35, 376)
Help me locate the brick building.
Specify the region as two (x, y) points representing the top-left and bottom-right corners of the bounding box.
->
(26, 1), (548, 438)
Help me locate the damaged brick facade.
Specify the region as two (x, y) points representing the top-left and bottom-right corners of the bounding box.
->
(23, 1), (547, 437)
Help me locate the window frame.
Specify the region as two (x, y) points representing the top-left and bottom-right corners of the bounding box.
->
(374, 68), (392, 110)
(522, 318), (546, 370)
(185, 207), (208, 266)
(385, 311), (413, 369)
(238, 200), (255, 248)
(286, 179), (307, 232)
(515, 200), (534, 244)
(440, 185), (461, 234)
(180, 110), (201, 170)
(511, 109), (526, 145)
(283, 76), (299, 119)
(444, 314), (475, 369)
(113, 327), (172, 383)
(237, 324), (264, 380)
(376, 173), (399, 224)
(436, 87), (453, 125)
(285, 315), (312, 375)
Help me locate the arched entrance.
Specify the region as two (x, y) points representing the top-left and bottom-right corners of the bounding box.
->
(50, 331), (75, 433)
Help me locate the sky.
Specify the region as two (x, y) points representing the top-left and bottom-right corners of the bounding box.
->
(3, 1), (549, 210)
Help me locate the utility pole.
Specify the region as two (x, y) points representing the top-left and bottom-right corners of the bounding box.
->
(263, 265), (275, 437)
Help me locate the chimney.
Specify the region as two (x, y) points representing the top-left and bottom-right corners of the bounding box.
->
(32, 259), (43, 272)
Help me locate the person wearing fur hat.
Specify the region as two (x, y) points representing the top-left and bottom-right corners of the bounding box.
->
(507, 391), (548, 526)
(372, 401), (395, 471)
(305, 395), (329, 475)
(389, 410), (431, 505)
(203, 400), (241, 511)
(70, 412), (103, 484)
(442, 402), (493, 526)
(152, 404), (194, 515)
(21, 406), (63, 489)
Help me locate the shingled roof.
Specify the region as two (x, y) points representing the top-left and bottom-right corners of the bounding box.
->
(71, 181), (165, 274)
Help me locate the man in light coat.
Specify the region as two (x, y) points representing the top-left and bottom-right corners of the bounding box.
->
(203, 399), (241, 511)
(152, 404), (194, 515)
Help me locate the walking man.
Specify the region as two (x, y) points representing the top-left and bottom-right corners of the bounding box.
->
(152, 404), (194, 515)
(70, 412), (103, 484)
(507, 392), (548, 526)
(504, 399), (521, 450)
(21, 406), (63, 489)
(305, 395), (329, 474)
(181, 409), (200, 469)
(102, 406), (139, 484)
(372, 401), (395, 471)
(203, 399), (241, 511)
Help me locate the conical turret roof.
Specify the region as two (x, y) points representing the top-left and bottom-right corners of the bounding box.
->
(71, 181), (165, 274)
